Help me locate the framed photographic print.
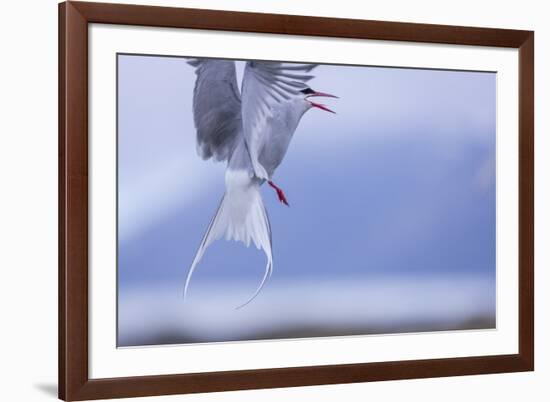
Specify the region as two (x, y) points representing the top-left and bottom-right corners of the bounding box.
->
(59, 1), (534, 400)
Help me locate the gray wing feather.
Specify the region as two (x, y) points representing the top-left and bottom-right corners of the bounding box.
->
(187, 58), (242, 162)
(241, 62), (317, 179)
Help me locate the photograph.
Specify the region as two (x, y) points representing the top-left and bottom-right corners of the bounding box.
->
(116, 54), (497, 347)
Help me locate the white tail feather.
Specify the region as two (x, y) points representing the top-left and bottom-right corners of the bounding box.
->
(184, 170), (273, 307)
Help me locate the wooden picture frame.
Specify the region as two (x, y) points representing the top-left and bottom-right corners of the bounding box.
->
(59, 1), (534, 400)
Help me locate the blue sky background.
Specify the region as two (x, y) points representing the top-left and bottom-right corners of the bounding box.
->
(117, 54), (496, 346)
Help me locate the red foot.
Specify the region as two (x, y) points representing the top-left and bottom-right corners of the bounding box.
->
(268, 181), (289, 206)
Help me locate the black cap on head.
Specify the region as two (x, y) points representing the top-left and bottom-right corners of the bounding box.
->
(300, 87), (315, 95)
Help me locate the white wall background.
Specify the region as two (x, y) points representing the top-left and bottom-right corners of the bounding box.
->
(0, 0), (546, 401)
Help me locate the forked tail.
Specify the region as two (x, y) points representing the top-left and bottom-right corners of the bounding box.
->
(183, 172), (273, 308)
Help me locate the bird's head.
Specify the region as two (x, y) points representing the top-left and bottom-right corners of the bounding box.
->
(300, 87), (338, 114)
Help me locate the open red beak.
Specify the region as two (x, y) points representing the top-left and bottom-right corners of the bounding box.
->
(308, 91), (339, 99)
(307, 91), (338, 114)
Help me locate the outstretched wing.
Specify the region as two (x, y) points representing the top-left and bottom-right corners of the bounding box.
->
(241, 62), (317, 179)
(187, 58), (242, 162)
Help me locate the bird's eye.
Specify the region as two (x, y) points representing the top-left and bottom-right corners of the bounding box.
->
(300, 87), (315, 95)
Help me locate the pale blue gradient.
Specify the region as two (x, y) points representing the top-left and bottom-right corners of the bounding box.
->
(117, 55), (496, 346)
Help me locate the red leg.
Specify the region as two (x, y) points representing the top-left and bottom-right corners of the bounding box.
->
(268, 181), (289, 206)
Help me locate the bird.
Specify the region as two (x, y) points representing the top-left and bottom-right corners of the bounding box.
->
(183, 58), (337, 308)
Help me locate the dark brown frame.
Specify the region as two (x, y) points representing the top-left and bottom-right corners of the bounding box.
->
(59, 1), (534, 400)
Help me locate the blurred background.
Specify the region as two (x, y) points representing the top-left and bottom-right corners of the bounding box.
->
(117, 55), (496, 347)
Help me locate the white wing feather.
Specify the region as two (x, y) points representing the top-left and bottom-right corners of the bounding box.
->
(187, 58), (242, 162)
(241, 62), (317, 179)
